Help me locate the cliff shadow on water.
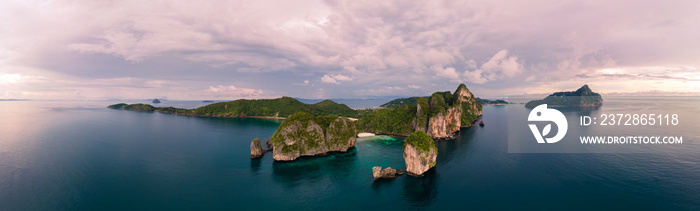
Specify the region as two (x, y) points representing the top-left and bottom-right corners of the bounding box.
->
(403, 168), (439, 207)
(271, 148), (359, 187)
(250, 157), (263, 175)
(435, 126), (479, 165)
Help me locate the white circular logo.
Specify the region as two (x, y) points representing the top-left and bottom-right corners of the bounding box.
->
(528, 104), (568, 143)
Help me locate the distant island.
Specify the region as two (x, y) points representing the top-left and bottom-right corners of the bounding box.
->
(381, 96), (508, 108)
(152, 99), (161, 104)
(525, 84), (603, 108)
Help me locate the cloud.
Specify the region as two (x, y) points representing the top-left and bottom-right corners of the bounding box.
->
(293, 80), (311, 86)
(463, 49), (523, 84)
(321, 74), (353, 84)
(1, 0), (699, 99)
(206, 85), (265, 98)
(431, 65), (459, 79)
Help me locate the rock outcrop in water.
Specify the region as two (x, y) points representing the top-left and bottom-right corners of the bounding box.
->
(403, 131), (438, 176)
(271, 112), (357, 161)
(372, 166), (404, 180)
(250, 138), (264, 158)
(525, 84), (603, 108)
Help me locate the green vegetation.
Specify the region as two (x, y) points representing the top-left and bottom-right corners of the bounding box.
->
(192, 97), (358, 117)
(108, 96), (360, 118)
(380, 97), (426, 108)
(404, 131), (437, 154)
(271, 112), (356, 157)
(356, 104), (418, 136)
(252, 138), (262, 150)
(525, 85), (603, 108)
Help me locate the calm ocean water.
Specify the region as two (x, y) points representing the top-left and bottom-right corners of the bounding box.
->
(1, 98), (699, 210)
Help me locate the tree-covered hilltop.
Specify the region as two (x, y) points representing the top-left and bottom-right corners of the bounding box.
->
(108, 97), (361, 118)
(380, 97), (424, 108)
(357, 83), (483, 139)
(356, 104), (418, 136)
(525, 84), (603, 108)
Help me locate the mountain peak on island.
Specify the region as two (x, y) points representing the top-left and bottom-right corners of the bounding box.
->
(526, 85), (603, 108)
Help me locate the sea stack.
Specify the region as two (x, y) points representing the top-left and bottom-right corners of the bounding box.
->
(403, 131), (438, 176)
(250, 138), (264, 158)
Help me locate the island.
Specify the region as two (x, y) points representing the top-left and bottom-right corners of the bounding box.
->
(270, 112), (356, 161)
(152, 98), (161, 104)
(525, 84), (603, 108)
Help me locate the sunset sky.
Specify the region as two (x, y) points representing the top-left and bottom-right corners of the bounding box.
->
(1, 0), (699, 100)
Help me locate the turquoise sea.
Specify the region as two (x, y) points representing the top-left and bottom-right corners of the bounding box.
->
(1, 97), (699, 210)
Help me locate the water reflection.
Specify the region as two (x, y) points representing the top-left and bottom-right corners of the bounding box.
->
(271, 148), (358, 189)
(403, 168), (439, 207)
(436, 126), (478, 164)
(249, 157), (262, 175)
(371, 177), (397, 190)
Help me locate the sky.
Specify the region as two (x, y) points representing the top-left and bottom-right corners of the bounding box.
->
(1, 0), (699, 100)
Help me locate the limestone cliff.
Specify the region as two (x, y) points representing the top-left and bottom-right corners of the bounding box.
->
(271, 112), (357, 161)
(413, 84), (482, 139)
(454, 83), (483, 127)
(403, 131), (438, 176)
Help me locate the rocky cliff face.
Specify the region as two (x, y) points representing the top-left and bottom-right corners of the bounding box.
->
(403, 131), (438, 176)
(271, 112), (357, 161)
(454, 84), (482, 127)
(414, 84), (482, 140)
(426, 106), (462, 139)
